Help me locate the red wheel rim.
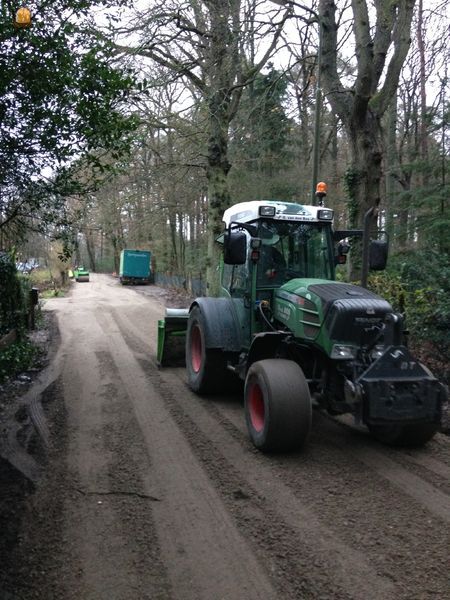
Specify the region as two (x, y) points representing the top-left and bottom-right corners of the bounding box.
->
(190, 324), (202, 373)
(248, 383), (265, 432)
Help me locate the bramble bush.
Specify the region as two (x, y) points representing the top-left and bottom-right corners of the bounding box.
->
(369, 250), (450, 366)
(0, 252), (36, 383)
(0, 340), (37, 383)
(0, 252), (29, 336)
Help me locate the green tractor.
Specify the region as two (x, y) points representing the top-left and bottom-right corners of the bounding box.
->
(158, 195), (445, 452)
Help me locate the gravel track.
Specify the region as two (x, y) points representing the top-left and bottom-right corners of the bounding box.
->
(1, 273), (449, 599)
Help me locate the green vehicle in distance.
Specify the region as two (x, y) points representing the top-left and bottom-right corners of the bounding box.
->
(74, 266), (90, 282)
(119, 249), (153, 285)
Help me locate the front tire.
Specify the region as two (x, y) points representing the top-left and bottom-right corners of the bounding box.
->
(244, 359), (312, 452)
(368, 422), (438, 447)
(186, 306), (227, 394)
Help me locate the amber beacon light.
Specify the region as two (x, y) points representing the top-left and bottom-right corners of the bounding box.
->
(315, 181), (328, 196)
(14, 7), (32, 28)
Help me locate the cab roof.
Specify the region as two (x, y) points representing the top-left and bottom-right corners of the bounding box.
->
(222, 200), (330, 227)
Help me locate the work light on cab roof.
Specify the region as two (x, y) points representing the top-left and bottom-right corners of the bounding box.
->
(222, 199), (333, 227)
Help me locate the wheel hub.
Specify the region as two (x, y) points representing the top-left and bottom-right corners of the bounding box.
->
(190, 325), (202, 373)
(248, 383), (265, 432)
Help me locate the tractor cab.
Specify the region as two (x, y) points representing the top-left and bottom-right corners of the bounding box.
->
(222, 206), (336, 289)
(218, 200), (338, 349)
(221, 200), (336, 301)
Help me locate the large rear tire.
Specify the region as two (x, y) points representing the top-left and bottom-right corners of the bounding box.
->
(186, 306), (228, 394)
(368, 422), (438, 447)
(244, 359), (312, 452)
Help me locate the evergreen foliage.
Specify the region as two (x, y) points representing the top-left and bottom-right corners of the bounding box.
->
(370, 250), (450, 360)
(0, 252), (27, 335)
(0, 339), (36, 383)
(0, 0), (137, 245)
(229, 68), (296, 201)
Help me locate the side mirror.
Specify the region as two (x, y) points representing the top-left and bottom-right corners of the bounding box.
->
(335, 241), (350, 265)
(224, 230), (247, 265)
(369, 239), (388, 270)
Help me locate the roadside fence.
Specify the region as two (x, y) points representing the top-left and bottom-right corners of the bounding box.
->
(154, 273), (206, 297)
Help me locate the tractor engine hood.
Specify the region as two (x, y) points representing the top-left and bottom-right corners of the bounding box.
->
(273, 279), (393, 357)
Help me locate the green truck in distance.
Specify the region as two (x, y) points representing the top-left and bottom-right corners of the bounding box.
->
(119, 249), (153, 285)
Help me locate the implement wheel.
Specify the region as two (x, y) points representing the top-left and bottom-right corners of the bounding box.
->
(186, 306), (227, 394)
(368, 422), (438, 447)
(244, 359), (312, 452)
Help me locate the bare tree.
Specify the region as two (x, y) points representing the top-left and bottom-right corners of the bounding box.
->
(383, 0), (449, 251)
(318, 0), (415, 238)
(109, 0), (291, 292)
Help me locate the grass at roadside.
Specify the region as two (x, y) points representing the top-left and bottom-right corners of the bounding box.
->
(0, 339), (38, 383)
(26, 267), (70, 298)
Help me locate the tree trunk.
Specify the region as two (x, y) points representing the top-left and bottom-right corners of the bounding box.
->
(178, 212), (185, 274)
(417, 0), (429, 186)
(385, 95), (398, 245)
(348, 113), (383, 216)
(168, 209), (178, 272)
(205, 156), (230, 294)
(85, 231), (96, 272)
(319, 0), (415, 277)
(111, 237), (120, 274)
(204, 91), (232, 295)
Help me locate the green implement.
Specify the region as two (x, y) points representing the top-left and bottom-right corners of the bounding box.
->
(75, 266), (90, 282)
(157, 308), (189, 367)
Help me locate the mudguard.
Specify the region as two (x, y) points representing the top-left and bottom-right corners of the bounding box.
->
(247, 331), (290, 369)
(190, 297), (242, 352)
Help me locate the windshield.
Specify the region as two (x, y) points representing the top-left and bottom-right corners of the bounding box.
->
(257, 220), (334, 286)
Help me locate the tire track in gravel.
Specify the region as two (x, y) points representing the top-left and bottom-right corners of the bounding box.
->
(332, 414), (450, 488)
(152, 363), (398, 600)
(95, 309), (278, 600)
(109, 305), (396, 600)
(313, 414), (450, 523)
(110, 295), (450, 598)
(90, 349), (172, 600)
(210, 398), (450, 582)
(58, 310), (172, 600)
(196, 389), (450, 598)
(401, 450), (450, 481)
(207, 379), (450, 525)
(111, 308), (370, 599)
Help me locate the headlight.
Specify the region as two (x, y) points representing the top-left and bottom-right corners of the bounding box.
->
(370, 345), (385, 360)
(331, 344), (356, 359)
(318, 209), (334, 220)
(259, 206), (276, 217)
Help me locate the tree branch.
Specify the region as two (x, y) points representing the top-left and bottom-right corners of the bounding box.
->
(370, 0), (415, 115)
(319, 0), (352, 123)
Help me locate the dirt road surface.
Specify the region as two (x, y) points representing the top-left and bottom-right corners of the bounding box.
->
(2, 274), (449, 599)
